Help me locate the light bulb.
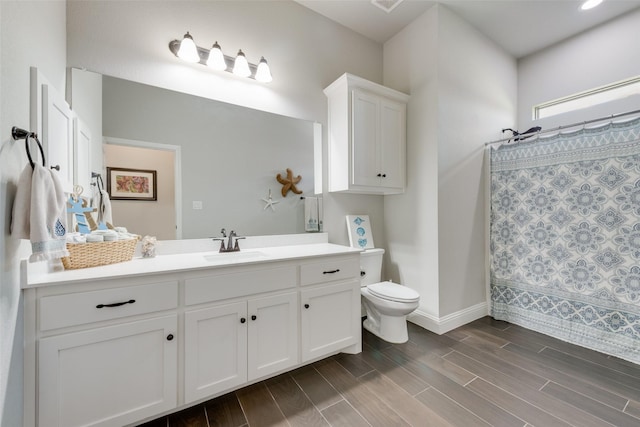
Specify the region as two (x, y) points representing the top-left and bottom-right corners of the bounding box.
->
(206, 41), (227, 71)
(233, 50), (251, 78)
(581, 0), (603, 10)
(255, 57), (273, 83)
(177, 32), (200, 63)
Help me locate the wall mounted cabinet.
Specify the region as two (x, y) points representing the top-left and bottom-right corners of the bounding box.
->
(324, 73), (409, 195)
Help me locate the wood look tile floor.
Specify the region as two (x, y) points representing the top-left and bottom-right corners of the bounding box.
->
(138, 317), (640, 427)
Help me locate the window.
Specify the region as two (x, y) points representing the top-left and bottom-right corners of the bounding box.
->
(533, 75), (640, 120)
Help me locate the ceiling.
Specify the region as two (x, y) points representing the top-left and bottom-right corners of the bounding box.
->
(295, 0), (640, 58)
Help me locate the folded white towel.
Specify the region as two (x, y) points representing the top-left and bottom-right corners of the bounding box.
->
(12, 164), (69, 261)
(304, 196), (319, 232)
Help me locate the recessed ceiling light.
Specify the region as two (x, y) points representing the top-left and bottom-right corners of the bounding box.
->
(581, 0), (604, 11)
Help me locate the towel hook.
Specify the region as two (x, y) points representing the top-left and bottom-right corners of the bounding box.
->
(11, 126), (45, 170)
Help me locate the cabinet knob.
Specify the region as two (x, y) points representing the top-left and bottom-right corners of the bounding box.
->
(50, 165), (60, 171)
(166, 334), (174, 341)
(240, 317), (246, 324)
(251, 315), (257, 321)
(304, 304), (310, 309)
(377, 173), (382, 177)
(382, 174), (386, 178)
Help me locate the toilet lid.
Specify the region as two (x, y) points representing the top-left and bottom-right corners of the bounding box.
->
(367, 281), (420, 303)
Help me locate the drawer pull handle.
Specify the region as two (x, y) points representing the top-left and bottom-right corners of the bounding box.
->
(240, 317), (246, 324)
(304, 304), (310, 309)
(96, 299), (135, 309)
(251, 315), (257, 321)
(323, 269), (340, 274)
(166, 334), (174, 341)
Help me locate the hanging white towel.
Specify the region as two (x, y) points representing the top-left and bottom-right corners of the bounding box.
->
(11, 165), (33, 240)
(12, 164), (69, 261)
(304, 197), (319, 232)
(91, 183), (113, 226)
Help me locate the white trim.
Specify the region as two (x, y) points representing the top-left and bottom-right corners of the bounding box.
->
(103, 137), (182, 239)
(408, 301), (489, 335)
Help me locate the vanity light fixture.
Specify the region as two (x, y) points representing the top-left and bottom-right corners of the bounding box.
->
(176, 32), (200, 63)
(169, 32), (272, 82)
(206, 41), (227, 71)
(232, 50), (251, 77)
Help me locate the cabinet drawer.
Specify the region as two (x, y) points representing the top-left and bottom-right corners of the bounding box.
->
(185, 265), (297, 306)
(39, 281), (178, 331)
(300, 256), (360, 286)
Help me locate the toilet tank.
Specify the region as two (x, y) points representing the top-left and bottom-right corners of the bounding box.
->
(360, 248), (385, 286)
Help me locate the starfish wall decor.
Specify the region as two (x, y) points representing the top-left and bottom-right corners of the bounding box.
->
(276, 168), (303, 197)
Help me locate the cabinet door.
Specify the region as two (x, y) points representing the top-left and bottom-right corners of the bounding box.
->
(247, 292), (298, 380)
(184, 302), (247, 403)
(351, 89), (380, 187)
(42, 84), (75, 191)
(74, 117), (92, 192)
(38, 315), (177, 427)
(301, 281), (360, 362)
(379, 98), (406, 191)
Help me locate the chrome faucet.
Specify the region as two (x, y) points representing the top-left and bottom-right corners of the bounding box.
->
(212, 228), (245, 252)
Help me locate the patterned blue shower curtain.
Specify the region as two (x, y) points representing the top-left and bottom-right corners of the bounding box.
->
(490, 117), (640, 363)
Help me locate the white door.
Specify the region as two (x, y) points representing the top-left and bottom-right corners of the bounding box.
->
(379, 99), (406, 191)
(184, 302), (247, 403)
(74, 117), (92, 192)
(351, 89), (380, 187)
(301, 281), (360, 362)
(42, 84), (75, 191)
(38, 315), (177, 427)
(247, 292), (298, 380)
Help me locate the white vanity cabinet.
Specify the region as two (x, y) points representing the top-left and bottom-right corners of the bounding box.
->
(325, 73), (409, 195)
(23, 245), (361, 427)
(30, 281), (179, 427)
(183, 263), (299, 403)
(299, 256), (361, 361)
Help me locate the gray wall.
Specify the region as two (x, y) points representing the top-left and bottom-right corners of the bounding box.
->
(518, 8), (640, 131)
(383, 4), (518, 323)
(1, 2), (67, 425)
(67, 0), (387, 248)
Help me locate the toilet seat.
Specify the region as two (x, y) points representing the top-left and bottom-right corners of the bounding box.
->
(367, 281), (420, 303)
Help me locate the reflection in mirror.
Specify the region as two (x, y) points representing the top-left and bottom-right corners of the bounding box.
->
(100, 75), (316, 239)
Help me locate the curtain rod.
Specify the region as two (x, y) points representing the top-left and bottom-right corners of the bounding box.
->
(484, 108), (640, 147)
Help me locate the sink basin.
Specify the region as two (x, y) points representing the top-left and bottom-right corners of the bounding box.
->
(203, 250), (267, 264)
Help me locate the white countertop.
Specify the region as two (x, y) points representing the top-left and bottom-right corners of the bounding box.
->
(24, 242), (362, 288)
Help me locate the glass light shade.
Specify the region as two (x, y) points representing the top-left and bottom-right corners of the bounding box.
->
(206, 41), (227, 71)
(177, 32), (200, 63)
(255, 57), (272, 83)
(581, 0), (603, 10)
(233, 50), (251, 78)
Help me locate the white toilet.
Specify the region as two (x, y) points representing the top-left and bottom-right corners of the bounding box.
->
(360, 248), (420, 343)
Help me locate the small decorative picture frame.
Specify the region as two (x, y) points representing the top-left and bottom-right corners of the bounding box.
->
(107, 167), (157, 201)
(346, 215), (375, 249)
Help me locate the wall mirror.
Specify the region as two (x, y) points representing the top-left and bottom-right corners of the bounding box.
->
(92, 74), (318, 240)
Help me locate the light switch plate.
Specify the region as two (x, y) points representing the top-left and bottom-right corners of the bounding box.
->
(192, 201), (203, 210)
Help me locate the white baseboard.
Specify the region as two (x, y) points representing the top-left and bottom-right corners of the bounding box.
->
(407, 301), (489, 335)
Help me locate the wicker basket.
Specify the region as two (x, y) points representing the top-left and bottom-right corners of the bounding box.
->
(61, 238), (139, 270)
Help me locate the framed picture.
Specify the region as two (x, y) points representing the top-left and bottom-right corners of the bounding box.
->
(346, 215), (375, 249)
(106, 167), (157, 201)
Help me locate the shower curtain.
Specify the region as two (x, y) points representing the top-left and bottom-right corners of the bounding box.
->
(490, 117), (640, 363)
